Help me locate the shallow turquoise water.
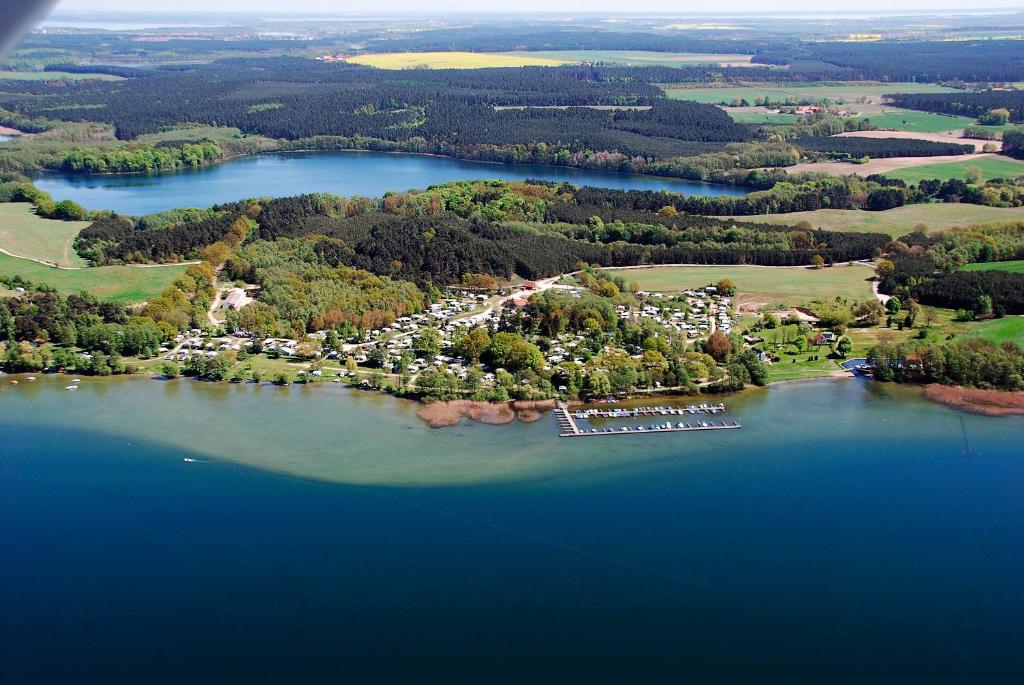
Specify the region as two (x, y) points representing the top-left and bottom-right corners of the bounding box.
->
(32, 150), (748, 215)
(2, 376), (1022, 682)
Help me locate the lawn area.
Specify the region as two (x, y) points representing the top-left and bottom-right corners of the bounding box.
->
(346, 52), (565, 69)
(886, 156), (1024, 183)
(961, 316), (1024, 346)
(0, 252), (187, 303)
(602, 264), (875, 307)
(729, 204), (1024, 237)
(0, 203), (89, 267)
(0, 70), (123, 81)
(961, 259), (1024, 273)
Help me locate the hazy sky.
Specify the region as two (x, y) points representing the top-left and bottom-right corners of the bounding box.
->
(49, 0), (1024, 14)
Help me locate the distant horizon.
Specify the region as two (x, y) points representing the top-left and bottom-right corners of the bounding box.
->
(46, 2), (1024, 17)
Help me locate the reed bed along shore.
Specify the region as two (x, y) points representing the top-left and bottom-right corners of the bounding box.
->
(924, 384), (1024, 417)
(417, 399), (560, 427)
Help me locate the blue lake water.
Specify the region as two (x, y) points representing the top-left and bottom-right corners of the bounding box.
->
(2, 376), (1023, 682)
(32, 151), (749, 215)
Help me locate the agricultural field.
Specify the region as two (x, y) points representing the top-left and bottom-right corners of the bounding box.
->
(885, 155), (1024, 183)
(502, 50), (757, 67)
(0, 70), (123, 81)
(852, 110), (979, 133)
(345, 52), (566, 69)
(662, 81), (958, 106)
(0, 203), (89, 267)
(961, 259), (1024, 273)
(729, 204), (1024, 238)
(603, 263), (875, 307)
(0, 252), (188, 303)
(346, 50), (757, 69)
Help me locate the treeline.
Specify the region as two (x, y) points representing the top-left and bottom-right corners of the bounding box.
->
(57, 140), (222, 174)
(869, 338), (1022, 391)
(909, 271), (1024, 314)
(886, 91), (1024, 123)
(795, 136), (974, 159)
(754, 40), (1024, 82)
(541, 178), (860, 215)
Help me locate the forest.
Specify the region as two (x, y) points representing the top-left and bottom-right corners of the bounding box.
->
(69, 181), (892, 284)
(751, 40), (1024, 82)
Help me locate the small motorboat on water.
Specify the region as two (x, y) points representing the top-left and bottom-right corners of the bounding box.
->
(65, 385), (77, 390)
(183, 457), (196, 463)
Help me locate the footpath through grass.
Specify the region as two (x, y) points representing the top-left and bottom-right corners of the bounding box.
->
(0, 203), (89, 267)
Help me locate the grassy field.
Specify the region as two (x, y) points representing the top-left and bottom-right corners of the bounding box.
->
(886, 156), (1024, 183)
(729, 204), (1024, 237)
(347, 50), (755, 70)
(961, 259), (1024, 273)
(852, 110), (978, 133)
(0, 203), (89, 267)
(725, 109), (800, 124)
(0, 252), (187, 303)
(0, 70), (123, 81)
(603, 263), (875, 306)
(962, 316), (1024, 346)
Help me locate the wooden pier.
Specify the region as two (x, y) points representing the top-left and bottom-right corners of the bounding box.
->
(555, 404), (741, 438)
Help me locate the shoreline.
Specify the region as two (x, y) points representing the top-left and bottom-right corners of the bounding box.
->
(5, 369), (1022, 421)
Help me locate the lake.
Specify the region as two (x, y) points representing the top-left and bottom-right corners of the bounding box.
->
(32, 151), (748, 216)
(3, 375), (1022, 682)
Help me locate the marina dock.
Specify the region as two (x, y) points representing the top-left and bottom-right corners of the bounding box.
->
(555, 404), (741, 438)
(572, 403), (727, 420)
